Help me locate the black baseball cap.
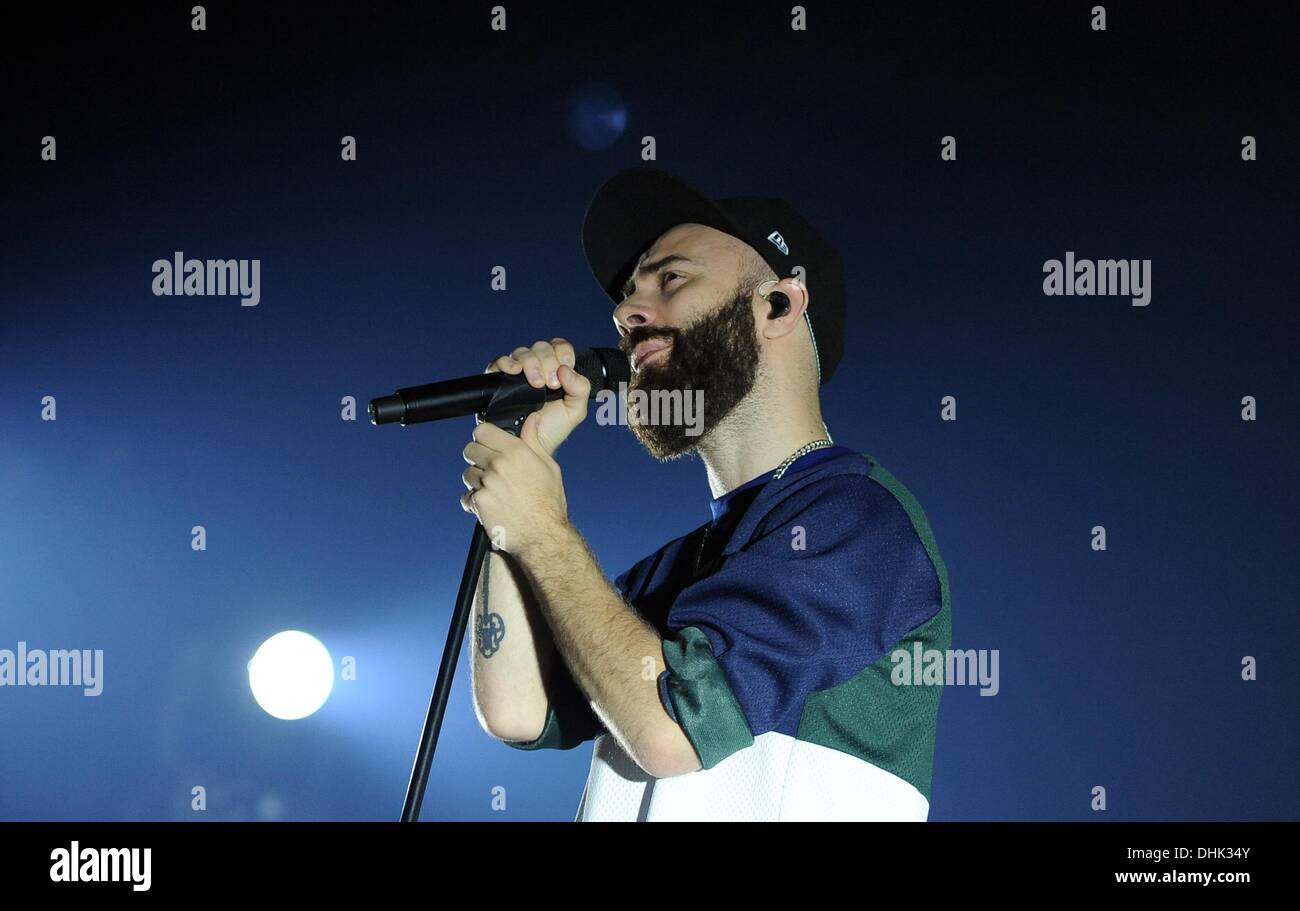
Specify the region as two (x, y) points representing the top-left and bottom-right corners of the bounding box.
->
(581, 166), (847, 385)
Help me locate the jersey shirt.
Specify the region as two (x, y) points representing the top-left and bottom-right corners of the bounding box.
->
(506, 446), (951, 822)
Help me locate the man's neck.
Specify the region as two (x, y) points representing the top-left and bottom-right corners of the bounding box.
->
(696, 386), (832, 499)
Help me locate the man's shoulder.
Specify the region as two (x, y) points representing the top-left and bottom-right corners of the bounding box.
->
(738, 450), (949, 600)
(745, 451), (937, 544)
(614, 451), (947, 599)
(611, 454), (875, 594)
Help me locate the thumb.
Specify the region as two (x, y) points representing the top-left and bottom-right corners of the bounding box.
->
(557, 364), (591, 414)
(520, 410), (546, 454)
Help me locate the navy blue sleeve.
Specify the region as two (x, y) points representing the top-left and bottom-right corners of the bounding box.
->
(656, 473), (944, 769)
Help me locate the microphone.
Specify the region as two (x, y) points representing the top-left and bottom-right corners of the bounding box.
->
(369, 347), (631, 426)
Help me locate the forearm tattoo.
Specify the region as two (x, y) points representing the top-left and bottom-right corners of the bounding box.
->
(476, 555), (506, 658)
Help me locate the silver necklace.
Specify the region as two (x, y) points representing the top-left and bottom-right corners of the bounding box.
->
(772, 437), (835, 479)
(695, 438), (835, 574)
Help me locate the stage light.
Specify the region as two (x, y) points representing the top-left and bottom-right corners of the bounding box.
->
(248, 630), (335, 720)
(569, 82), (627, 151)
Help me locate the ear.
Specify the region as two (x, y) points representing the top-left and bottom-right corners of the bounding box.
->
(760, 277), (809, 341)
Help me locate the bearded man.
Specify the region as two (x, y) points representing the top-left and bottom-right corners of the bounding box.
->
(461, 167), (951, 822)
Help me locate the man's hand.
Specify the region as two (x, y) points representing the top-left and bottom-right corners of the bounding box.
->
(483, 338), (593, 457)
(461, 409), (573, 558)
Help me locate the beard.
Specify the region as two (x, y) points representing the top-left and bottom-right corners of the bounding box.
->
(620, 281), (762, 460)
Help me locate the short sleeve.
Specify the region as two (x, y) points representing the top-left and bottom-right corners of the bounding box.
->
(503, 565), (639, 752)
(657, 474), (944, 769)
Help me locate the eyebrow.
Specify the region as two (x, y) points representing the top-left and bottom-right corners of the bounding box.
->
(621, 254), (696, 298)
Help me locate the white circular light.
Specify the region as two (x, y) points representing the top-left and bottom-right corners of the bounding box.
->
(248, 630), (335, 720)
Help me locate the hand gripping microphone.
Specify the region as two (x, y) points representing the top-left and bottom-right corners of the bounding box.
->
(368, 347), (631, 427)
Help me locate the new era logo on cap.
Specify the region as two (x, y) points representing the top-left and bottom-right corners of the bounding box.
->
(766, 230), (790, 256)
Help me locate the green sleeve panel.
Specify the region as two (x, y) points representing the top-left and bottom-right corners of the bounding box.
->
(660, 626), (755, 768)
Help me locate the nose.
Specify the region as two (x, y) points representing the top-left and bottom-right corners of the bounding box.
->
(613, 294), (660, 337)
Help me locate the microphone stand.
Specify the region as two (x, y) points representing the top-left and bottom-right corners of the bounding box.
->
(399, 400), (536, 822)
(377, 347), (628, 820)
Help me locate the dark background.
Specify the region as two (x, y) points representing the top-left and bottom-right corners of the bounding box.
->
(1, 1), (1295, 820)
